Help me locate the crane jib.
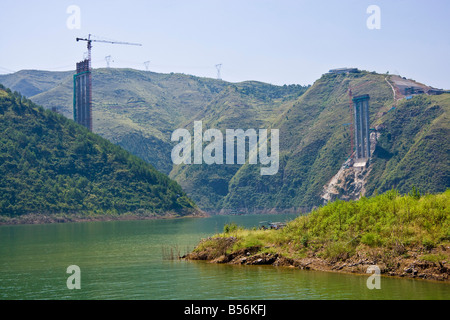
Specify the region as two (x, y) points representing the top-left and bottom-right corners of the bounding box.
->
(76, 37), (141, 46)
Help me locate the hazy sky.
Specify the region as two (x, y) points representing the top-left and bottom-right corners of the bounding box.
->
(1, 0), (449, 88)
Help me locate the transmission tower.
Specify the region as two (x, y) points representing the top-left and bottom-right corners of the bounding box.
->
(105, 55), (112, 68)
(215, 63), (222, 80)
(144, 61), (151, 71)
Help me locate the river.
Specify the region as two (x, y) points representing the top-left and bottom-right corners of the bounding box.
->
(0, 214), (448, 300)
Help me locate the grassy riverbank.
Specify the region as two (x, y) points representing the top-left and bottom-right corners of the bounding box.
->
(186, 189), (450, 282)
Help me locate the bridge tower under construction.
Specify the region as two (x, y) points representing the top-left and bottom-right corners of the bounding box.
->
(352, 94), (370, 164)
(73, 59), (92, 131)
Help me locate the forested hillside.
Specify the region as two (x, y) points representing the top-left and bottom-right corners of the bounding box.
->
(0, 84), (198, 219)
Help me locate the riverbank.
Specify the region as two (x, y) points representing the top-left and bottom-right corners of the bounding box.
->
(0, 209), (207, 225)
(184, 236), (449, 282)
(185, 189), (450, 283)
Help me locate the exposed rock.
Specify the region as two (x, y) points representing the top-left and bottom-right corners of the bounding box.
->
(185, 237), (450, 282)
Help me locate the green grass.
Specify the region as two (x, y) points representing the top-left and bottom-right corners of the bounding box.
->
(205, 189), (450, 261)
(419, 253), (447, 263)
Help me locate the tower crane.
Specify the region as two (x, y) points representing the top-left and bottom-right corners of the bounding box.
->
(73, 34), (142, 131)
(76, 34), (142, 69)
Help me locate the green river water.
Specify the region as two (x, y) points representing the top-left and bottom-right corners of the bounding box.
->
(0, 214), (448, 300)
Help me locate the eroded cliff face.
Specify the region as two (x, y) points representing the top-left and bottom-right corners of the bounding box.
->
(321, 131), (380, 203)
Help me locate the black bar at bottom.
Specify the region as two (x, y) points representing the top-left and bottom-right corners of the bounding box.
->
(0, 300), (440, 318)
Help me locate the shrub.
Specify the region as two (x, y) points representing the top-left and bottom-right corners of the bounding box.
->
(323, 241), (354, 261)
(223, 222), (239, 234)
(408, 186), (421, 199)
(422, 237), (436, 250)
(301, 234), (309, 247)
(361, 232), (382, 247)
(419, 253), (446, 263)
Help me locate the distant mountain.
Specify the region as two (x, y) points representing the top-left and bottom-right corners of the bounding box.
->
(0, 69), (308, 177)
(1, 68), (448, 212)
(0, 70), (73, 98)
(0, 84), (199, 219)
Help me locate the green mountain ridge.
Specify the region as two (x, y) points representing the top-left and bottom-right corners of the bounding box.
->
(0, 69), (448, 212)
(0, 84), (199, 219)
(367, 94), (449, 195)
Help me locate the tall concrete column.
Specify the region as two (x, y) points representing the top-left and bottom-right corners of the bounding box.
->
(354, 100), (360, 158)
(364, 99), (371, 158)
(359, 99), (365, 158)
(352, 94), (370, 161)
(74, 59), (92, 131)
